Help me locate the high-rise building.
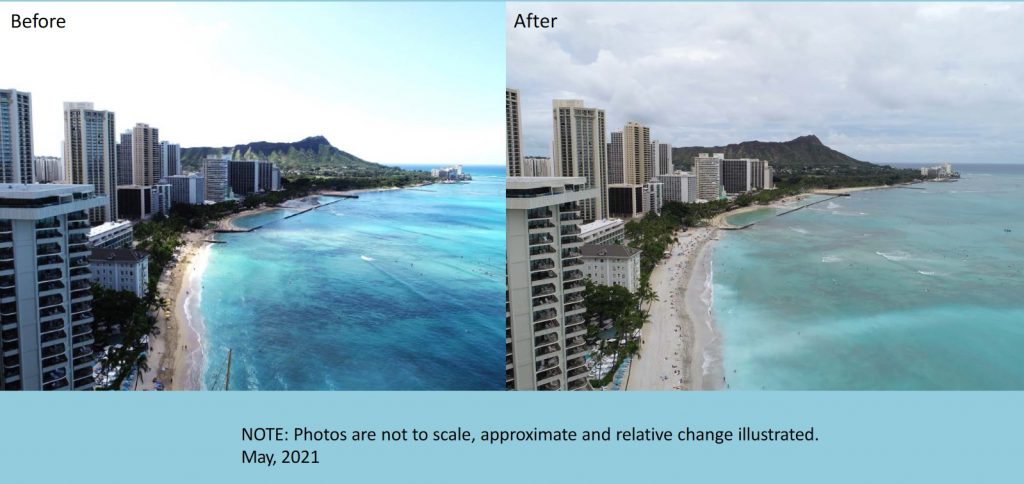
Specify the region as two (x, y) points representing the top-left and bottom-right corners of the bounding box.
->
(167, 174), (206, 205)
(63, 102), (118, 224)
(116, 186), (152, 221)
(622, 122), (651, 185)
(748, 159), (773, 190)
(131, 123), (160, 187)
(0, 89), (34, 184)
(160, 141), (181, 178)
(650, 141), (671, 177)
(0, 184), (106, 391)
(580, 244), (642, 293)
(720, 158), (753, 194)
(89, 248), (149, 298)
(523, 156), (553, 177)
(552, 100), (607, 222)
(607, 132), (623, 184)
(657, 171), (697, 203)
(606, 184), (645, 219)
(645, 180), (664, 215)
(506, 176), (595, 391)
(33, 156), (64, 183)
(228, 159), (279, 196)
(151, 183), (171, 216)
(87, 220), (133, 249)
(116, 130), (133, 186)
(202, 156), (229, 202)
(694, 153), (724, 201)
(506, 88), (523, 177)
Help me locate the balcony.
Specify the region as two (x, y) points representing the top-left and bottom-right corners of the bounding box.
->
(535, 343), (561, 357)
(41, 330), (67, 344)
(70, 256), (88, 268)
(68, 234), (88, 244)
(536, 357), (560, 373)
(68, 211), (89, 222)
(562, 248), (581, 259)
(72, 346), (91, 359)
(41, 319), (65, 334)
(563, 281), (585, 292)
(529, 245), (556, 258)
(0, 249), (12, 261)
(533, 320), (559, 333)
(39, 307), (66, 320)
(568, 366), (589, 379)
(565, 292), (584, 304)
(35, 219), (60, 229)
(70, 279), (89, 291)
(68, 221), (90, 231)
(71, 324), (91, 336)
(527, 208), (552, 220)
(530, 259), (555, 272)
(0, 260), (12, 272)
(38, 269), (63, 283)
(72, 354), (93, 368)
(536, 367), (563, 382)
(73, 375), (95, 390)
(532, 284), (555, 297)
(42, 343), (66, 359)
(71, 312), (92, 323)
(528, 234), (554, 246)
(43, 377), (69, 391)
(72, 332), (93, 346)
(38, 295), (63, 309)
(569, 378), (588, 390)
(562, 270), (584, 282)
(534, 333), (559, 347)
(563, 258), (583, 267)
(43, 367), (67, 384)
(530, 270), (557, 283)
(561, 235), (582, 246)
(70, 267), (90, 278)
(560, 225), (581, 236)
(1, 328), (17, 344)
(73, 366), (92, 380)
(0, 303), (16, 316)
(539, 380), (561, 391)
(68, 243), (89, 255)
(36, 229), (62, 240)
(532, 308), (557, 322)
(532, 295), (558, 308)
(0, 287), (14, 300)
(566, 357), (586, 371)
(0, 276), (13, 289)
(70, 289), (91, 302)
(528, 220), (555, 230)
(559, 213), (581, 222)
(566, 337), (586, 351)
(564, 302), (585, 314)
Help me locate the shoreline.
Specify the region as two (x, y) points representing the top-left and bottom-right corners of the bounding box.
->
(626, 225), (719, 390)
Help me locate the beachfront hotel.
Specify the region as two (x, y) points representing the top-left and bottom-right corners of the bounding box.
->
(202, 156), (229, 202)
(506, 176), (595, 390)
(506, 88), (523, 177)
(552, 100), (608, 222)
(580, 218), (625, 246)
(694, 153), (725, 201)
(63, 102), (118, 224)
(657, 171), (698, 203)
(89, 248), (149, 298)
(228, 159), (281, 196)
(580, 244), (642, 293)
(0, 89), (35, 184)
(167, 174), (206, 205)
(0, 184), (105, 391)
(720, 157), (774, 194)
(87, 220), (133, 249)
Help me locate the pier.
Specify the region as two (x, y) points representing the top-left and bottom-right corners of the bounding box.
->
(214, 198), (349, 233)
(776, 195), (842, 217)
(319, 191), (360, 198)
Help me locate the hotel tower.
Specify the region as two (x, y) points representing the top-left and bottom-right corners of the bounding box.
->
(63, 102), (118, 224)
(506, 88), (523, 177)
(0, 184), (105, 390)
(552, 100), (607, 222)
(506, 177), (595, 390)
(0, 89), (35, 184)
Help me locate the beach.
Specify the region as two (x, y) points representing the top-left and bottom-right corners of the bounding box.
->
(625, 225), (722, 390)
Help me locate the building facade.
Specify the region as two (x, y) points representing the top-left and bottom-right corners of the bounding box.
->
(579, 218), (625, 246)
(506, 177), (594, 391)
(151, 183), (171, 216)
(523, 156), (553, 177)
(116, 130), (133, 186)
(0, 89), (34, 184)
(228, 160), (278, 196)
(650, 140), (671, 178)
(607, 131), (623, 185)
(580, 244), (642, 293)
(33, 156), (63, 183)
(607, 184), (645, 219)
(202, 156), (229, 202)
(694, 153), (724, 201)
(87, 220), (133, 249)
(645, 180), (664, 215)
(0, 184), (105, 391)
(116, 186), (152, 221)
(657, 171), (697, 203)
(622, 122), (651, 185)
(89, 248), (149, 298)
(167, 174), (206, 206)
(160, 141), (181, 178)
(63, 102), (118, 224)
(506, 88), (523, 177)
(131, 123), (160, 187)
(552, 100), (607, 222)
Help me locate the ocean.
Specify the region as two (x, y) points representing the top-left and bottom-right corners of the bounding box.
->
(197, 165), (505, 390)
(714, 164), (1024, 390)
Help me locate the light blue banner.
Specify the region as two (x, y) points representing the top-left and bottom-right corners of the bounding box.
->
(1, 392), (1020, 482)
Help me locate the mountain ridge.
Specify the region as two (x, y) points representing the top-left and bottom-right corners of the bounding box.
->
(180, 136), (399, 176)
(672, 135), (876, 172)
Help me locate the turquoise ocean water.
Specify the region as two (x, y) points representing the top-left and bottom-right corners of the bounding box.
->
(715, 164), (1024, 389)
(198, 165), (505, 390)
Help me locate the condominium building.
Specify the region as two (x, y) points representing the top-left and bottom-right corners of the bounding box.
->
(650, 140), (672, 178)
(622, 122), (651, 185)
(33, 156), (64, 183)
(0, 89), (34, 184)
(160, 141), (181, 178)
(151, 183), (171, 216)
(580, 244), (642, 293)
(657, 171), (697, 203)
(202, 156), (229, 202)
(579, 218), (625, 246)
(607, 132), (623, 184)
(131, 123), (160, 187)
(749, 159), (774, 190)
(552, 100), (607, 222)
(116, 186), (152, 221)
(116, 130), (133, 186)
(523, 156), (553, 177)
(607, 184), (645, 219)
(505, 88), (523, 177)
(645, 180), (664, 215)
(89, 248), (149, 298)
(506, 176), (595, 391)
(694, 153), (724, 201)
(0, 184), (106, 391)
(721, 158), (752, 194)
(63, 102), (118, 224)
(87, 220), (133, 249)
(167, 174), (206, 205)
(228, 160), (279, 196)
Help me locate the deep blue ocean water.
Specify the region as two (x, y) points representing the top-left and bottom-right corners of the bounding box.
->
(199, 165), (505, 390)
(715, 164), (1024, 389)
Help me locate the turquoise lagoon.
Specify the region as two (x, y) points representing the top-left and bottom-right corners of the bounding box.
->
(198, 166), (505, 390)
(715, 164), (1024, 389)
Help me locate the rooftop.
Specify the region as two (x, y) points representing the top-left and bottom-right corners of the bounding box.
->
(89, 248), (149, 263)
(88, 220), (132, 236)
(580, 218), (624, 234)
(580, 244), (641, 259)
(0, 184), (94, 198)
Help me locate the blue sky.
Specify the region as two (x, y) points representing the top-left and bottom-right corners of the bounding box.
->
(2, 2), (503, 165)
(509, 3), (1024, 165)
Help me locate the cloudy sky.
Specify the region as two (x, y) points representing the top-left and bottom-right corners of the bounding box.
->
(508, 3), (1024, 164)
(3, 2), (503, 165)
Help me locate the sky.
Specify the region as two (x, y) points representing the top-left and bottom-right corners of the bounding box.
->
(508, 3), (1024, 164)
(3, 2), (504, 165)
